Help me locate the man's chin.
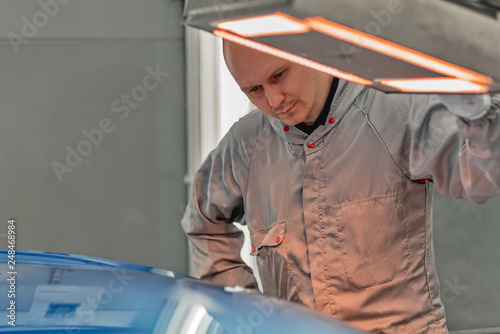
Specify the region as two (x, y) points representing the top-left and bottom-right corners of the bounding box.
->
(278, 113), (304, 126)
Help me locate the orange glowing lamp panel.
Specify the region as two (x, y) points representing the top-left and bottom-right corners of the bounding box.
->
(380, 78), (489, 93)
(307, 17), (492, 85)
(213, 30), (372, 86)
(216, 12), (310, 37)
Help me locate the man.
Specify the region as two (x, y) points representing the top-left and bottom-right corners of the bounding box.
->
(181, 40), (500, 333)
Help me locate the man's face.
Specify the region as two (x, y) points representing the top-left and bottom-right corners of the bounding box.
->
(224, 41), (333, 126)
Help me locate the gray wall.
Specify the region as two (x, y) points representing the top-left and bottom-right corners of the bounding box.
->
(433, 190), (500, 331)
(0, 0), (188, 274)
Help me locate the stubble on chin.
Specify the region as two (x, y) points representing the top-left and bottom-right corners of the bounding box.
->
(274, 101), (302, 124)
(278, 111), (304, 126)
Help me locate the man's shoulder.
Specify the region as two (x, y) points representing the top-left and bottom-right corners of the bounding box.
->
(226, 108), (271, 140)
(237, 108), (269, 126)
(211, 109), (273, 164)
(353, 86), (435, 120)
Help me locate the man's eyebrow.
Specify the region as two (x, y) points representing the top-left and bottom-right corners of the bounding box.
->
(241, 84), (256, 92)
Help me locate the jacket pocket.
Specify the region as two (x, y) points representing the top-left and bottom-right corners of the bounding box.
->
(334, 193), (413, 289)
(249, 220), (285, 259)
(248, 220), (299, 300)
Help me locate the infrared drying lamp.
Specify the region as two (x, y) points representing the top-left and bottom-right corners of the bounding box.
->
(183, 0), (500, 93)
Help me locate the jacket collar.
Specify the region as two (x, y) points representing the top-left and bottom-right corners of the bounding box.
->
(268, 79), (367, 144)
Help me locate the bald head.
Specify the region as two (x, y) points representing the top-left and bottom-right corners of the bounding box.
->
(222, 38), (232, 62)
(222, 39), (265, 79)
(222, 39), (235, 75)
(220, 38), (333, 126)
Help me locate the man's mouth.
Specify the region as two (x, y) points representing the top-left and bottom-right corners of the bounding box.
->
(278, 102), (296, 116)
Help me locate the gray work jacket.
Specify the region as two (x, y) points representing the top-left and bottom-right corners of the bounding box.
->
(181, 79), (500, 333)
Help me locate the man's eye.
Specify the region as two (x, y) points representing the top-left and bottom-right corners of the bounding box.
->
(274, 70), (285, 79)
(250, 86), (261, 93)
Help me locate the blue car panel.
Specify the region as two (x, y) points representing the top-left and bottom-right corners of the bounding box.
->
(0, 249), (365, 333)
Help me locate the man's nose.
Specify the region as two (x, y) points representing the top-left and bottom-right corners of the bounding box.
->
(265, 85), (285, 109)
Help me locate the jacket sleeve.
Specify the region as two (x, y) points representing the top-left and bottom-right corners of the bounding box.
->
(362, 90), (500, 204)
(181, 119), (259, 289)
(452, 94), (500, 203)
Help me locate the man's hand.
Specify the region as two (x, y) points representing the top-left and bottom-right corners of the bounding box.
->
(438, 93), (491, 120)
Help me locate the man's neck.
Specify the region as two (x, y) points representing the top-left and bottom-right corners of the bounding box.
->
(295, 77), (339, 135)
